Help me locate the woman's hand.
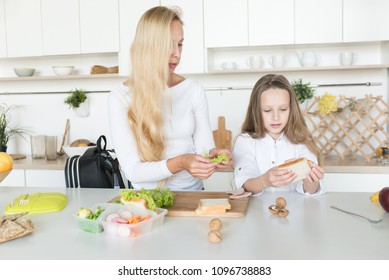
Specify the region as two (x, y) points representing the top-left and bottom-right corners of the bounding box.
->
(208, 148), (234, 170)
(167, 154), (217, 180)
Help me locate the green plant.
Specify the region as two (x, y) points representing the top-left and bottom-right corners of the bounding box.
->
(0, 103), (28, 150)
(291, 79), (316, 104)
(64, 89), (87, 109)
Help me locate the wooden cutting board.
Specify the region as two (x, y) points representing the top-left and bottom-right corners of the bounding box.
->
(166, 191), (249, 217)
(212, 116), (232, 150)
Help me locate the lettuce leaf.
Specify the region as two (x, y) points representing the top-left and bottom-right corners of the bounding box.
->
(119, 188), (175, 210)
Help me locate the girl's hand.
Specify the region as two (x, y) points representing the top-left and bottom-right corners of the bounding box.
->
(208, 148), (234, 170)
(306, 162), (324, 183)
(265, 166), (296, 188)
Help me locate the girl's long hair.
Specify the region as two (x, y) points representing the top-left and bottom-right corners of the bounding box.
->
(241, 74), (322, 165)
(127, 6), (182, 162)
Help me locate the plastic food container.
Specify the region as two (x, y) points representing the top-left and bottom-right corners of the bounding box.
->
(100, 204), (167, 238)
(76, 203), (111, 234)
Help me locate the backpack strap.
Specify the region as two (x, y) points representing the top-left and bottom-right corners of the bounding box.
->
(96, 135), (107, 153)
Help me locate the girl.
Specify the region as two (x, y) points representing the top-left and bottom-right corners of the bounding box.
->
(108, 6), (232, 190)
(233, 74), (325, 195)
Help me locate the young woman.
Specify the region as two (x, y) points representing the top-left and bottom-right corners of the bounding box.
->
(108, 6), (232, 190)
(233, 74), (325, 195)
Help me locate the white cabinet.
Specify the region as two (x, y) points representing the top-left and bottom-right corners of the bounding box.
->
(119, 0), (204, 75)
(0, 0), (6, 57)
(0, 170), (25, 187)
(248, 0), (294, 46)
(41, 0), (80, 56)
(324, 173), (389, 192)
(118, 0), (159, 75)
(25, 170), (65, 188)
(295, 0), (342, 44)
(79, 0), (119, 54)
(5, 0), (42, 57)
(204, 0), (248, 48)
(162, 0), (204, 74)
(343, 0), (389, 42)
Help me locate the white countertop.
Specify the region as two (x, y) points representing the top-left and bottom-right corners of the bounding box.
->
(0, 187), (388, 260)
(11, 155), (389, 173)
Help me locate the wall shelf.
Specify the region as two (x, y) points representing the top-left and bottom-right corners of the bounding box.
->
(0, 73), (123, 82)
(208, 64), (389, 74)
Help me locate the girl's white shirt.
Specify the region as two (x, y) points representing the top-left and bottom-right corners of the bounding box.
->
(233, 133), (325, 195)
(108, 79), (215, 190)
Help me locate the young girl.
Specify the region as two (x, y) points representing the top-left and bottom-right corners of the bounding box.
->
(233, 74), (325, 195)
(108, 6), (232, 191)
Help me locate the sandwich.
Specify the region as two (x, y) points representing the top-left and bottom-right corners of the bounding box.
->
(277, 157), (312, 183)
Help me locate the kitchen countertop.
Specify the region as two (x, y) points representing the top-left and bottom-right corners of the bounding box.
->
(0, 187), (388, 260)
(11, 155), (389, 173)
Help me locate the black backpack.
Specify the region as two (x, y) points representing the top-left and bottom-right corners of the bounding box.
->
(64, 135), (126, 188)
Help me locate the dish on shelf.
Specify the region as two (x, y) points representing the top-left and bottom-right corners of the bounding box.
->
(52, 66), (74, 76)
(14, 68), (35, 77)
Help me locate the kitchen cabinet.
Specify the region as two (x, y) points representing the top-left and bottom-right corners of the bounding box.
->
(79, 0), (119, 54)
(5, 0), (42, 57)
(162, 0), (204, 74)
(25, 170), (65, 188)
(118, 0), (160, 75)
(204, 0), (248, 48)
(119, 0), (204, 75)
(295, 0), (342, 44)
(0, 0), (6, 58)
(0, 170), (25, 187)
(41, 0), (80, 56)
(248, 0), (294, 46)
(343, 0), (389, 42)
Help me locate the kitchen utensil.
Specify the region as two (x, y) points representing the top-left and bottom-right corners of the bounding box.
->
(246, 55), (263, 69)
(220, 61), (237, 70)
(212, 116), (232, 150)
(45, 136), (57, 160)
(91, 65), (119, 74)
(14, 68), (35, 77)
(330, 205), (382, 224)
(6, 192), (68, 214)
(30, 135), (46, 159)
(340, 52), (358, 66)
(52, 66), (74, 76)
(19, 194), (29, 206)
(296, 51), (320, 67)
(268, 55), (285, 68)
(58, 119), (70, 156)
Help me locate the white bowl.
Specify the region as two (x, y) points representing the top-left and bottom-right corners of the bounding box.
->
(63, 146), (91, 158)
(52, 66), (74, 76)
(14, 68), (35, 77)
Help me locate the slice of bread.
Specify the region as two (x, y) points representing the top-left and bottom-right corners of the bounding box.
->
(195, 198), (231, 215)
(277, 157), (312, 182)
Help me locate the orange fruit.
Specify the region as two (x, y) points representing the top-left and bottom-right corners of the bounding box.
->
(0, 152), (13, 172)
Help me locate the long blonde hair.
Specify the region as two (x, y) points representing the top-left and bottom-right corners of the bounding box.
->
(241, 74), (322, 165)
(127, 6), (182, 162)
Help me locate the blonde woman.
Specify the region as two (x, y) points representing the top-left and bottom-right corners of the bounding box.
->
(234, 74), (325, 195)
(108, 6), (232, 190)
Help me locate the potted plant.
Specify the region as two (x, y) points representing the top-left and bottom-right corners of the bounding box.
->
(0, 103), (28, 152)
(64, 88), (89, 117)
(291, 78), (316, 105)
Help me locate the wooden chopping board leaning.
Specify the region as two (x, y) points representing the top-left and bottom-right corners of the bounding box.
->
(212, 116), (232, 150)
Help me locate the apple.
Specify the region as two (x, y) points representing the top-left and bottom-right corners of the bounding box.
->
(379, 187), (389, 212)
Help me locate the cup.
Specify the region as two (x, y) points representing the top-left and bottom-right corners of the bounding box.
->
(246, 56), (263, 69)
(30, 135), (46, 159)
(340, 52), (358, 66)
(220, 61), (237, 70)
(268, 55), (285, 68)
(45, 136), (57, 160)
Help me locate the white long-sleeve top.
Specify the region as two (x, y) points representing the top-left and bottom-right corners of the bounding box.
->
(108, 79), (215, 190)
(233, 133), (325, 195)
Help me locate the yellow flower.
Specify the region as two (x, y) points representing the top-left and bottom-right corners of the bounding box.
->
(318, 93), (339, 115)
